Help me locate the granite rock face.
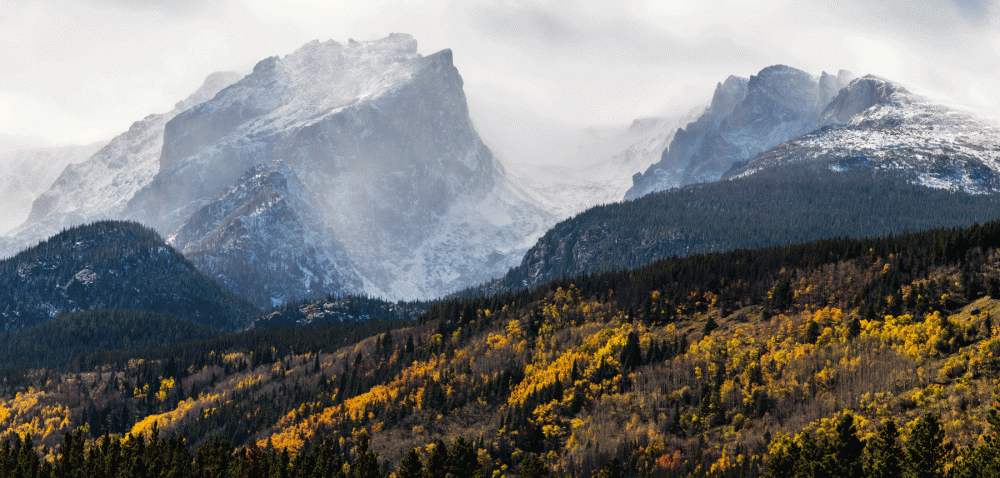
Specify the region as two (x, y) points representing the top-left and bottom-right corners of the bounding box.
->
(4, 35), (554, 305)
(626, 66), (855, 199)
(124, 34), (552, 302)
(728, 75), (1000, 194)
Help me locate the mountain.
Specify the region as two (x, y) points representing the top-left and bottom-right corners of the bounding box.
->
(0, 142), (106, 235)
(0, 71), (242, 259)
(122, 34), (553, 303)
(626, 66), (855, 199)
(0, 220), (257, 331)
(1, 35), (553, 306)
(726, 75), (1000, 193)
(485, 165), (1000, 293)
(483, 70), (1000, 293)
(168, 160), (362, 308)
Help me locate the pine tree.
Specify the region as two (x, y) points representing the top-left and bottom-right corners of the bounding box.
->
(830, 413), (865, 478)
(349, 433), (380, 478)
(620, 332), (642, 370)
(866, 418), (903, 478)
(447, 437), (479, 478)
(904, 413), (951, 478)
(518, 455), (548, 478)
(397, 449), (423, 478)
(596, 457), (623, 478)
(423, 440), (447, 478)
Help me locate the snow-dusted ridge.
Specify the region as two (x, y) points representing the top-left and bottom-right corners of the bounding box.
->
(726, 75), (1000, 194)
(0, 142), (105, 235)
(0, 34), (561, 305)
(115, 34), (555, 304)
(1, 71), (242, 258)
(626, 66), (857, 200)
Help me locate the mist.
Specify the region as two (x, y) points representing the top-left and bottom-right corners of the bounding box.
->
(1, 0), (997, 168)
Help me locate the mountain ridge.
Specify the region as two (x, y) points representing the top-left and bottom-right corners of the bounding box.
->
(0, 220), (257, 331)
(626, 65), (856, 199)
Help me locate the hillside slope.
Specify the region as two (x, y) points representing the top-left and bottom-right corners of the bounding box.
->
(0, 221), (257, 331)
(0, 309), (221, 369)
(4, 221), (1000, 476)
(486, 165), (1000, 293)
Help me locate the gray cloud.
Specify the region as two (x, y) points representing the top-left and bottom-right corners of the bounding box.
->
(2, 0), (998, 168)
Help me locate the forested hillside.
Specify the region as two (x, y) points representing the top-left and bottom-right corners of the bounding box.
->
(0, 310), (221, 369)
(6, 220), (1000, 476)
(0, 221), (258, 331)
(251, 295), (430, 329)
(482, 164), (1000, 295)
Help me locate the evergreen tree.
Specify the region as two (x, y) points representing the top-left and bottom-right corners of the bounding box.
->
(446, 437), (479, 478)
(904, 413), (950, 478)
(702, 316), (719, 336)
(349, 433), (380, 478)
(596, 457), (623, 478)
(829, 413), (865, 478)
(620, 331), (642, 370)
(866, 418), (903, 478)
(397, 449), (423, 478)
(518, 455), (548, 478)
(423, 440), (447, 478)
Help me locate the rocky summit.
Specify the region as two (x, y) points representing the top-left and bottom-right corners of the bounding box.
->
(1, 34), (553, 306)
(626, 65), (855, 199)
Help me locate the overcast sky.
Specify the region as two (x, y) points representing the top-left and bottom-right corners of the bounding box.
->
(2, 0), (998, 165)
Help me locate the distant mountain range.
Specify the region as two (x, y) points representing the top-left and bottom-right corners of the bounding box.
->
(4, 42), (1000, 315)
(483, 67), (1000, 293)
(627, 66), (857, 199)
(0, 142), (105, 234)
(1, 35), (556, 307)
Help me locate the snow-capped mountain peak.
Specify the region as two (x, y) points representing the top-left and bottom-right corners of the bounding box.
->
(117, 35), (551, 303)
(726, 75), (1000, 194)
(625, 65), (856, 199)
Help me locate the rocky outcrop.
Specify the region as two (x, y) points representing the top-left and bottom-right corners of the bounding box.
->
(625, 66), (855, 199)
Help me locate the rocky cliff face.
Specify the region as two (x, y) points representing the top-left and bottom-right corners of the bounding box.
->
(3, 35), (554, 304)
(727, 76), (1000, 193)
(625, 66), (855, 199)
(124, 34), (552, 302)
(170, 160), (363, 308)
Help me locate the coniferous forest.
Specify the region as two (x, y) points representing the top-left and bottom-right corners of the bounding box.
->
(8, 220), (1000, 475)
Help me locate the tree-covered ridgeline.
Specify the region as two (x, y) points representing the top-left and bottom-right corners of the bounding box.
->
(0, 427), (553, 478)
(8, 219), (1000, 475)
(478, 165), (1000, 296)
(0, 220), (258, 331)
